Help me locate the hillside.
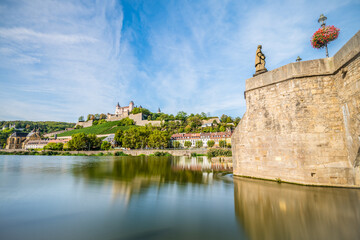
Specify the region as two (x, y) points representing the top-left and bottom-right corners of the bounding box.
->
(57, 121), (134, 137)
(0, 121), (75, 134)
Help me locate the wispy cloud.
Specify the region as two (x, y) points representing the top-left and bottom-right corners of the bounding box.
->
(0, 27), (98, 44)
(0, 0), (359, 121)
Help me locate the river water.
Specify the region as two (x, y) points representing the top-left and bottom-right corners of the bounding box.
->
(0, 155), (359, 240)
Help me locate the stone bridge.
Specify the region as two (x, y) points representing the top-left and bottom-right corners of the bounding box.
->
(232, 31), (360, 187)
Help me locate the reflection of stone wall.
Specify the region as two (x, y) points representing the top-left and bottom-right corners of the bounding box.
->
(232, 31), (360, 187)
(234, 178), (360, 240)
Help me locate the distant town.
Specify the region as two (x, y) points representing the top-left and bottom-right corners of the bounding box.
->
(0, 101), (240, 153)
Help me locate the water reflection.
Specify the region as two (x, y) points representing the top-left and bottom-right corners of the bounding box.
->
(72, 156), (231, 205)
(234, 177), (360, 240)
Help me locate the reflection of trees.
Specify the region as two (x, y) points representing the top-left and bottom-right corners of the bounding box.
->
(234, 177), (360, 240)
(72, 156), (213, 204)
(72, 156), (206, 184)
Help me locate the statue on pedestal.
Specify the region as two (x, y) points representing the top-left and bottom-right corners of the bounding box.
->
(254, 45), (267, 76)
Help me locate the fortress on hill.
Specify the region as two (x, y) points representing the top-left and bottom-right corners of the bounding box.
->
(232, 30), (360, 187)
(76, 101), (162, 128)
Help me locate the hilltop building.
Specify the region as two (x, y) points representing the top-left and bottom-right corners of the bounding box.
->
(115, 101), (134, 115)
(201, 117), (220, 128)
(76, 100), (162, 128)
(107, 101), (135, 121)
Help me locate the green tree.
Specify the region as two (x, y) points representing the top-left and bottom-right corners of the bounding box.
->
(0, 128), (14, 148)
(114, 129), (123, 146)
(226, 116), (233, 123)
(87, 114), (95, 121)
(219, 126), (226, 132)
(88, 134), (101, 150)
(67, 133), (101, 151)
(147, 130), (170, 149)
(117, 117), (134, 126)
(226, 143), (232, 148)
(175, 111), (187, 121)
(68, 133), (88, 150)
(220, 114), (228, 123)
(207, 140), (215, 148)
(184, 141), (192, 148)
(99, 113), (107, 120)
(101, 141), (112, 150)
(78, 116), (85, 122)
(195, 140), (203, 148)
(121, 127), (150, 149)
(131, 107), (151, 118)
(219, 140), (226, 148)
(187, 116), (202, 129)
(200, 112), (207, 119)
(234, 117), (241, 127)
(44, 142), (64, 151)
(173, 141), (180, 148)
(94, 114), (100, 120)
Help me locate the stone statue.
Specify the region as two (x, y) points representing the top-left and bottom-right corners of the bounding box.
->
(254, 45), (267, 76)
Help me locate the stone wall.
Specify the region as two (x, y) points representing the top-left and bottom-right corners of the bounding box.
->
(232, 30), (360, 187)
(107, 113), (162, 126)
(75, 120), (93, 128)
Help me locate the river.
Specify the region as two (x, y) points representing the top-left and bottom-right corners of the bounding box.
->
(0, 155), (359, 240)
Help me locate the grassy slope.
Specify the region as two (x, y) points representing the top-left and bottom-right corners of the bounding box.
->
(57, 121), (134, 137)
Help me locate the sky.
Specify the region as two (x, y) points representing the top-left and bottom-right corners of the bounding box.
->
(0, 0), (359, 122)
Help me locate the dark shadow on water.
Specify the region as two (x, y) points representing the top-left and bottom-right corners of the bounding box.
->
(234, 177), (360, 240)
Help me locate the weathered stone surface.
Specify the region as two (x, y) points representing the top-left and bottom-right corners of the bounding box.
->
(232, 30), (360, 187)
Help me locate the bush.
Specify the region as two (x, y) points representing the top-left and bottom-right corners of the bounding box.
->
(151, 151), (172, 157)
(207, 149), (232, 158)
(172, 141), (180, 148)
(207, 140), (215, 148)
(195, 140), (203, 148)
(44, 142), (64, 151)
(184, 141), (192, 148)
(219, 140), (226, 148)
(117, 117), (134, 126)
(101, 141), (112, 150)
(114, 151), (128, 156)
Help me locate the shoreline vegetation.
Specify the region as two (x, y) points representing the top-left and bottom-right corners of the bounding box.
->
(0, 148), (232, 158)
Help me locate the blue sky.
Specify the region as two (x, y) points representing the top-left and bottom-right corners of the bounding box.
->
(0, 0), (359, 122)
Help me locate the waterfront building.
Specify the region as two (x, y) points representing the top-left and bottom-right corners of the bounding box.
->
(170, 131), (232, 147)
(6, 129), (42, 149)
(25, 140), (50, 150)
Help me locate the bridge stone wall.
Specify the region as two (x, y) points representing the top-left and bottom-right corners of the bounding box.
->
(232, 30), (360, 187)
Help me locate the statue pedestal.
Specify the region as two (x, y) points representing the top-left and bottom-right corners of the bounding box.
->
(253, 68), (268, 77)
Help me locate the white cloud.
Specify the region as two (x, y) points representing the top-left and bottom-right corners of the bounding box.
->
(0, 0), (359, 121)
(0, 0), (135, 121)
(0, 27), (98, 44)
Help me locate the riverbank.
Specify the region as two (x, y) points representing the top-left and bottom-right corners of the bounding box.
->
(0, 149), (232, 162)
(0, 148), (207, 156)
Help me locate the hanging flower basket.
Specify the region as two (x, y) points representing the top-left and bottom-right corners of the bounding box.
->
(310, 25), (340, 49)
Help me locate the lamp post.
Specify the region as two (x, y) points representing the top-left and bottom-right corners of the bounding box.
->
(318, 14), (329, 57)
